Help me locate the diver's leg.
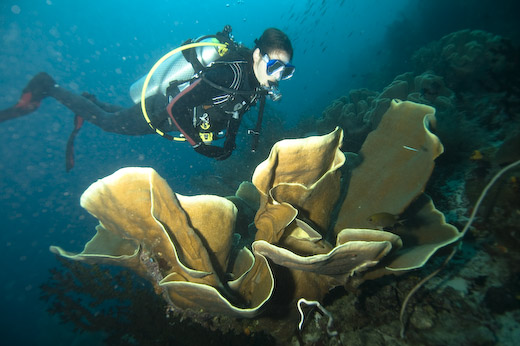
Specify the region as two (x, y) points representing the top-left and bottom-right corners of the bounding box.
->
(1, 72), (168, 135)
(48, 86), (157, 135)
(49, 87), (169, 135)
(81, 92), (125, 112)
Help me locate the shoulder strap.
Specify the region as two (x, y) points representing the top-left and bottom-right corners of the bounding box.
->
(181, 39), (205, 73)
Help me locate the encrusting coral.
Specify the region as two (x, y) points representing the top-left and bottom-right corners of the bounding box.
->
(412, 29), (519, 93)
(50, 100), (460, 324)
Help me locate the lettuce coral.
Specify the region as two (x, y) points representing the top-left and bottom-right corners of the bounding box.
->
(50, 100), (460, 319)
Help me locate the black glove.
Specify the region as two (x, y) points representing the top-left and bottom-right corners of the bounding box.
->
(193, 139), (235, 160)
(193, 142), (224, 158)
(215, 149), (232, 161)
(216, 138), (236, 160)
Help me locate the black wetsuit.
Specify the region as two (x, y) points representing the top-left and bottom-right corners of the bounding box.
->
(3, 49), (261, 160)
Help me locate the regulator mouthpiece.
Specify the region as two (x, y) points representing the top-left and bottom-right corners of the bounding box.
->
(266, 83), (282, 102)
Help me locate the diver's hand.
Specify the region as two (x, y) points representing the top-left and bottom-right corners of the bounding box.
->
(215, 138), (235, 161)
(193, 142), (226, 159)
(215, 149), (232, 161)
(193, 141), (234, 160)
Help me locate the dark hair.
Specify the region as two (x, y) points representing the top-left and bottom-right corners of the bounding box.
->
(254, 28), (293, 60)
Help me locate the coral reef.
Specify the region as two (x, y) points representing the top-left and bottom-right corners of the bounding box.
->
(317, 70), (458, 153)
(412, 29), (520, 93)
(300, 29), (520, 346)
(42, 29), (520, 345)
(48, 100), (461, 343)
(319, 30), (520, 158)
(382, 0), (520, 83)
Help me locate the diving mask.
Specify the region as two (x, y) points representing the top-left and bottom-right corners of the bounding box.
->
(262, 54), (295, 80)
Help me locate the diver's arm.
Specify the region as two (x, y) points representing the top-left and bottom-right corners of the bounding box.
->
(193, 118), (237, 160)
(193, 142), (231, 160)
(218, 117), (240, 159)
(192, 114), (237, 160)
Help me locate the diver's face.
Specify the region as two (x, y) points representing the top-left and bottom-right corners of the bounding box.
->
(253, 48), (291, 87)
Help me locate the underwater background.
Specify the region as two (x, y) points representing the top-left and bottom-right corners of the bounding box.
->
(0, 0), (519, 345)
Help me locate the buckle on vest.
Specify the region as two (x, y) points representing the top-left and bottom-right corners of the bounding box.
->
(199, 132), (213, 143)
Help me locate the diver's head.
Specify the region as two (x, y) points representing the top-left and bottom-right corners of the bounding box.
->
(252, 28), (294, 88)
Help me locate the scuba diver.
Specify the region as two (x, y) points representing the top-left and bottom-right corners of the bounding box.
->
(0, 26), (294, 170)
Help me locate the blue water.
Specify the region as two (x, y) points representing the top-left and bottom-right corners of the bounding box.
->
(0, 0), (518, 344)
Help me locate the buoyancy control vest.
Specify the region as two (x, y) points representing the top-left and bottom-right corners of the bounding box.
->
(133, 25), (267, 151)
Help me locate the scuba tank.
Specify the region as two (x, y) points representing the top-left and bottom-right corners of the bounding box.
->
(129, 37), (224, 104)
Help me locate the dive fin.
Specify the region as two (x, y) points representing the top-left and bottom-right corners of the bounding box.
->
(1, 72), (56, 123)
(65, 115), (84, 172)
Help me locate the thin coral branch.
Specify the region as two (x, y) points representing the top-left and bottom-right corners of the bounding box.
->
(399, 158), (520, 338)
(459, 159), (520, 238)
(399, 246), (457, 338)
(297, 298), (338, 337)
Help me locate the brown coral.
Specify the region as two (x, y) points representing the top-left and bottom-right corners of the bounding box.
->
(50, 101), (460, 322)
